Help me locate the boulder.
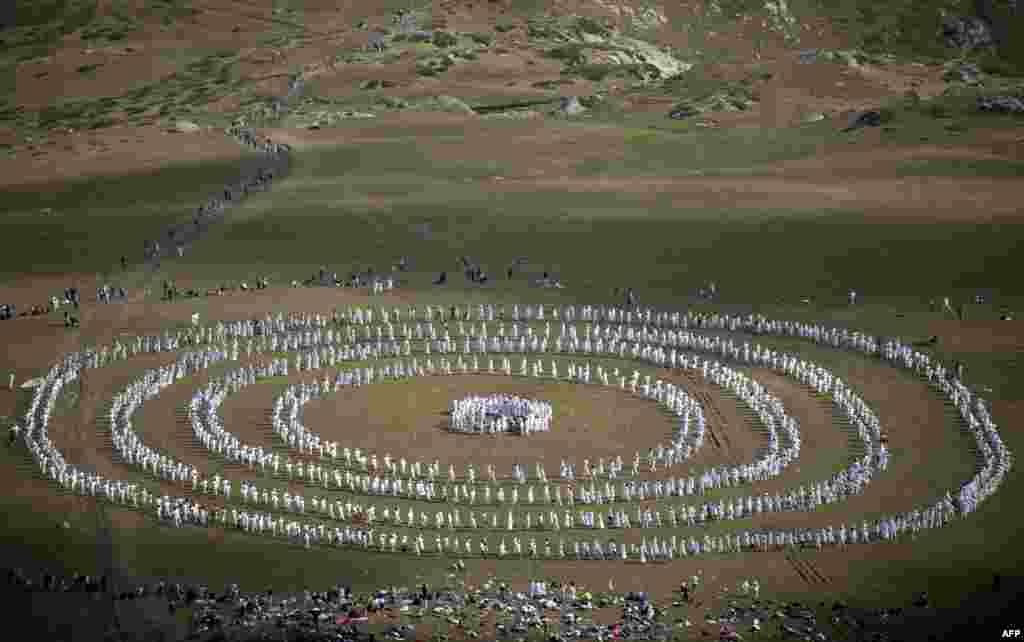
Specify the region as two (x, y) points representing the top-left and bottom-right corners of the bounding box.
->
(668, 104), (700, 120)
(942, 15), (995, 49)
(977, 94), (1024, 114)
(798, 49), (819, 64)
(943, 62), (983, 84)
(558, 96), (586, 115)
(842, 109), (884, 132)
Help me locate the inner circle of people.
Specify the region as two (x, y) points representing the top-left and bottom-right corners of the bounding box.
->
(12, 303), (1010, 563)
(449, 394), (553, 435)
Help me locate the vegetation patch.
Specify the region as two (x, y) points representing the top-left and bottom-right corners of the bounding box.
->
(1, 0), (96, 62)
(544, 43), (588, 65)
(531, 79), (575, 90)
(467, 33), (493, 46)
(569, 63), (656, 83)
(79, 8), (142, 43)
(432, 31), (458, 48)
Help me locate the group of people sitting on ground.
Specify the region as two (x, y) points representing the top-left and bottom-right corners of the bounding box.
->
(163, 278), (270, 302)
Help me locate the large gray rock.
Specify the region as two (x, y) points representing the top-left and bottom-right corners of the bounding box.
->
(977, 94), (1024, 113)
(667, 104), (699, 120)
(842, 109), (884, 132)
(942, 15), (995, 49)
(558, 96), (586, 115)
(943, 61), (983, 84)
(798, 49), (819, 64)
(367, 31), (388, 52)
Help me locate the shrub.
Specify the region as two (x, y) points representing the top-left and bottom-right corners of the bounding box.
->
(976, 51), (1024, 78)
(546, 43), (586, 65)
(432, 31), (458, 48)
(574, 16), (612, 37)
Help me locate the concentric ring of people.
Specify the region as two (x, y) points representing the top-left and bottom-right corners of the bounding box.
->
(61, 311), (854, 522)
(268, 355), (709, 480)
(448, 394), (553, 435)
(150, 351), (862, 535)
(14, 305), (1010, 561)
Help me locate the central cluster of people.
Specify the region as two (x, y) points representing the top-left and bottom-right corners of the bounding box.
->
(448, 394), (553, 435)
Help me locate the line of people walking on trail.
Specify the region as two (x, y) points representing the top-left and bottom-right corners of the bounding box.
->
(449, 394), (552, 435)
(9, 305), (1011, 565)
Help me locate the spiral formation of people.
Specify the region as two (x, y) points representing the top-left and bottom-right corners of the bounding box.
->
(5, 299), (1015, 642)
(449, 394), (553, 435)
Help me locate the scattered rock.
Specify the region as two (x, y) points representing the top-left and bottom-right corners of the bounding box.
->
(943, 61), (982, 84)
(977, 94), (1024, 114)
(801, 111), (827, 123)
(842, 109), (884, 132)
(798, 49), (819, 64)
(668, 104), (700, 120)
(557, 95), (586, 115)
(942, 15), (995, 50)
(367, 31), (388, 53)
(394, 11), (420, 34)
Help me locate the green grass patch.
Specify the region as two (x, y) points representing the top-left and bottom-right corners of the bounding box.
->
(544, 43), (587, 65)
(432, 31), (458, 48)
(168, 135), (1024, 306)
(0, 1), (96, 64)
(888, 157), (1024, 178)
(570, 63), (654, 83)
(0, 155), (261, 282)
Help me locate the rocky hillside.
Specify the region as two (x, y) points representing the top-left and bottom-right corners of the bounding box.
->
(0, 0), (1021, 171)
